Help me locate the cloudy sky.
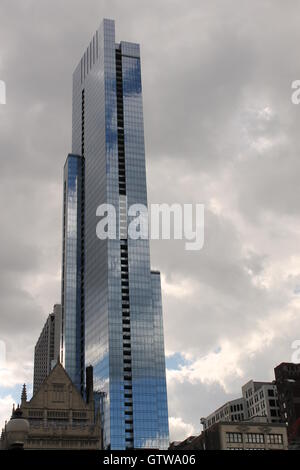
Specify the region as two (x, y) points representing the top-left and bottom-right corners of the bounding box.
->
(1, 0), (300, 441)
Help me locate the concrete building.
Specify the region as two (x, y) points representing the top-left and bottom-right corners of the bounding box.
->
(274, 362), (300, 443)
(170, 421), (288, 451)
(242, 380), (281, 423)
(0, 406), (30, 450)
(201, 398), (246, 430)
(201, 378), (282, 433)
(1, 362), (101, 450)
(33, 304), (62, 394)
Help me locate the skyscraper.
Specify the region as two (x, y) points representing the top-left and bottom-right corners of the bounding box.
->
(61, 154), (84, 394)
(33, 304), (61, 394)
(62, 19), (169, 449)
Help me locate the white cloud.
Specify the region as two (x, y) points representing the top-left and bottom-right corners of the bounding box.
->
(169, 417), (196, 442)
(0, 361), (33, 389)
(0, 395), (14, 430)
(161, 274), (196, 299)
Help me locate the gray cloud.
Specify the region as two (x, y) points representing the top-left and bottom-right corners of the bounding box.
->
(1, 0), (300, 440)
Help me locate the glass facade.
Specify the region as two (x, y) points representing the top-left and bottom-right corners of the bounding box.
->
(61, 154), (84, 393)
(68, 18), (169, 449)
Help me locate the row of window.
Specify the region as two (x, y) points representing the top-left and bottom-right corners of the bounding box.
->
(226, 432), (283, 444)
(227, 447), (265, 450)
(230, 403), (244, 413)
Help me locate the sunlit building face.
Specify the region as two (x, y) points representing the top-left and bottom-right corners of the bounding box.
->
(62, 19), (169, 450)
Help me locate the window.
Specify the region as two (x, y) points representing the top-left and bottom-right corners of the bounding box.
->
(226, 433), (243, 443)
(267, 434), (283, 445)
(248, 448), (265, 451)
(245, 433), (264, 444)
(52, 383), (65, 403)
(268, 389), (275, 397)
(47, 410), (68, 421)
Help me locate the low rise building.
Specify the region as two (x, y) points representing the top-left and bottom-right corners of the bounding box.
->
(1, 362), (102, 450)
(242, 380), (281, 423)
(201, 378), (282, 433)
(201, 398), (246, 431)
(170, 421), (288, 450)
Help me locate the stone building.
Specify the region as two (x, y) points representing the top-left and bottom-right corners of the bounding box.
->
(1, 362), (102, 450)
(242, 380), (281, 423)
(201, 398), (247, 430)
(170, 421), (288, 451)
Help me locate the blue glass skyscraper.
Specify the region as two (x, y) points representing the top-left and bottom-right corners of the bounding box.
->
(62, 19), (169, 449)
(61, 154), (84, 394)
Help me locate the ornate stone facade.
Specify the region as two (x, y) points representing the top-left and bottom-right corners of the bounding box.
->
(1, 362), (102, 450)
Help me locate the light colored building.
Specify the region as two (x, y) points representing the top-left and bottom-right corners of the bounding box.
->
(201, 398), (247, 431)
(242, 380), (281, 423)
(207, 421), (288, 450)
(33, 304), (61, 394)
(202, 379), (282, 432)
(1, 362), (102, 450)
(171, 421), (288, 450)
